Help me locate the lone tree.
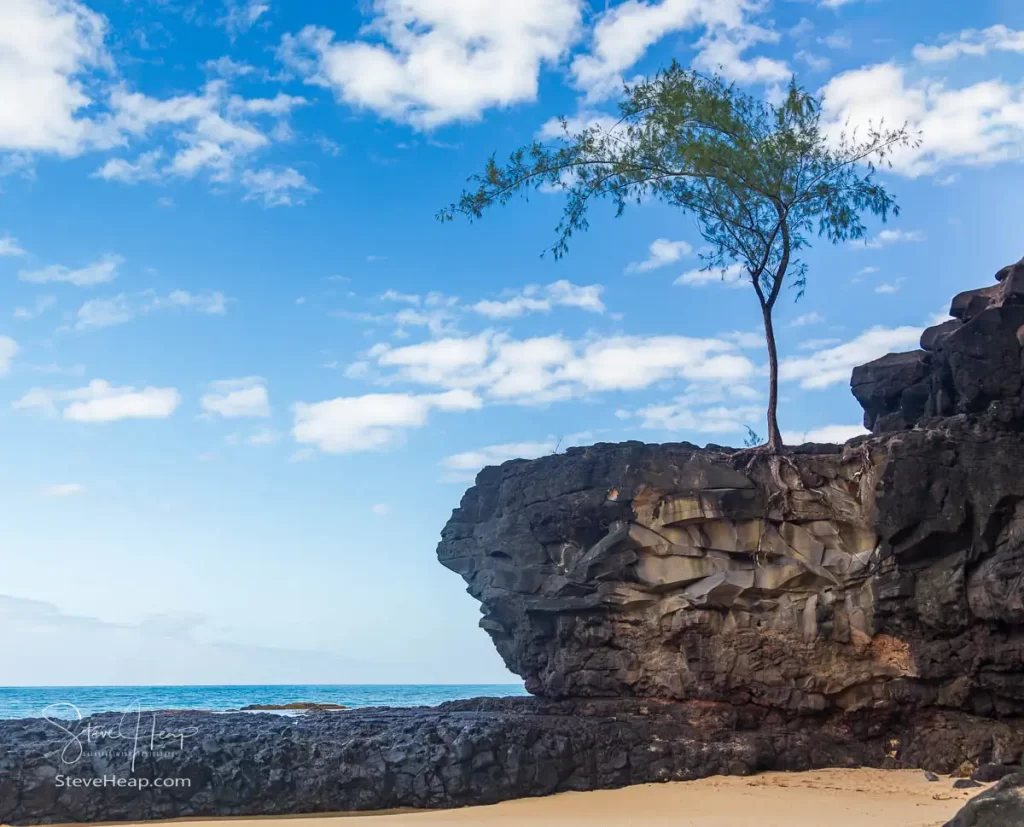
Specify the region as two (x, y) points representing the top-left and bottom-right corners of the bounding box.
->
(439, 63), (915, 451)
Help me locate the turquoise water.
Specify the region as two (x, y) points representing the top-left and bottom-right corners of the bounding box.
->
(0, 684), (529, 720)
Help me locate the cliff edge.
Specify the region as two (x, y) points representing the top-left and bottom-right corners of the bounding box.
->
(438, 256), (1024, 733)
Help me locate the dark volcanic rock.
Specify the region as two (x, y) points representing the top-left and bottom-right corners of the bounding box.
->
(236, 702), (348, 711)
(437, 428), (1024, 722)
(945, 773), (1024, 826)
(851, 350), (931, 431)
(852, 257), (1024, 432)
(973, 763), (1020, 783)
(0, 700), (1020, 826)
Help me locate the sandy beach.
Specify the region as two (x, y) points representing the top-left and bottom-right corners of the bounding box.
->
(79, 769), (983, 827)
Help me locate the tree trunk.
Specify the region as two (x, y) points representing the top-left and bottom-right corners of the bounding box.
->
(761, 303), (784, 452)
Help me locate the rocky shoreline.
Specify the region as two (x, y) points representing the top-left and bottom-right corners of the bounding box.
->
(0, 698), (1020, 824)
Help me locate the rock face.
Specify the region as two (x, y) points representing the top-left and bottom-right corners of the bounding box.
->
(438, 431), (1024, 719)
(1, 699), (1019, 825)
(439, 441), (880, 706)
(437, 257), (1024, 766)
(852, 257), (1024, 432)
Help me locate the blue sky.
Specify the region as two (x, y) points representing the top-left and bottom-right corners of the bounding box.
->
(1, 0), (1023, 686)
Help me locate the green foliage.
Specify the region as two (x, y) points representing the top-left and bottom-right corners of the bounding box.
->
(439, 63), (918, 449)
(743, 426), (764, 449)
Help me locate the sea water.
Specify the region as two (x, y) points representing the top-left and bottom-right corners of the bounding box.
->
(0, 684), (528, 720)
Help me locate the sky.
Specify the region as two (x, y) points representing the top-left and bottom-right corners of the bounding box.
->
(1, 0), (1022, 687)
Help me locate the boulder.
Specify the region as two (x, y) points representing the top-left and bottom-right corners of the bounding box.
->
(851, 257), (1024, 432)
(945, 773), (1024, 826)
(851, 350), (931, 431)
(921, 319), (962, 352)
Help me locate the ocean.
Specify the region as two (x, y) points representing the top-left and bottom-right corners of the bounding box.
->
(0, 684), (529, 721)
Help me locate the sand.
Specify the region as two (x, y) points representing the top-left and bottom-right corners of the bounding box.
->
(78, 769), (984, 827)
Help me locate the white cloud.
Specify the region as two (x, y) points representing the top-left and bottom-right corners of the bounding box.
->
(0, 336), (17, 375)
(692, 25), (791, 85)
(819, 0), (858, 8)
(632, 401), (763, 434)
(74, 294), (134, 329)
(0, 0), (110, 156)
(820, 32), (852, 49)
(65, 384), (180, 422)
(292, 389), (482, 454)
(797, 337), (841, 350)
(440, 440), (560, 482)
(278, 0), (583, 129)
(381, 289), (422, 305)
(13, 295), (56, 320)
(875, 280), (904, 294)
(392, 306), (461, 336)
(373, 334), (492, 386)
(40, 483), (85, 498)
(822, 63), (1024, 177)
(364, 331), (756, 405)
(146, 290), (228, 315)
(780, 326), (923, 389)
(675, 262), (747, 287)
(787, 311), (824, 327)
(860, 229), (925, 249)
(371, 503), (390, 516)
(564, 336), (753, 391)
(472, 280), (605, 318)
(796, 50), (830, 72)
(547, 280), (604, 312)
(20, 253), (122, 286)
(618, 381), (763, 437)
(14, 380), (181, 422)
(74, 289), (228, 330)
(789, 18), (813, 39)
(201, 377), (270, 419)
(537, 110), (625, 141)
(723, 330), (764, 349)
(218, 0), (269, 39)
(101, 81), (308, 195)
(913, 25), (1024, 63)
(240, 167), (316, 208)
(569, 0), (756, 100)
(627, 239), (693, 273)
(472, 296), (549, 319)
(781, 424), (869, 444)
(0, 235), (25, 256)
(857, 266), (879, 276)
(336, 291), (463, 337)
(92, 149), (163, 183)
(204, 56), (260, 80)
